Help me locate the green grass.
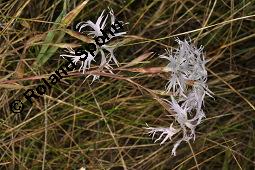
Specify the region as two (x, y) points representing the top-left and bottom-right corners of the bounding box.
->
(0, 0), (255, 169)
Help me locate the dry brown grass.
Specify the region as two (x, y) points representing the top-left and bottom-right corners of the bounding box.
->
(0, 0), (255, 169)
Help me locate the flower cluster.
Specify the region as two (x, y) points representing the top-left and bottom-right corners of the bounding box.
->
(146, 38), (213, 156)
(60, 8), (126, 82)
(59, 8), (213, 156)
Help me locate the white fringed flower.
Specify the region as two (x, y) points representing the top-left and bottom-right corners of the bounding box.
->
(160, 49), (187, 97)
(60, 47), (95, 73)
(145, 123), (180, 145)
(76, 8), (126, 67)
(146, 38), (213, 156)
(60, 8), (126, 82)
(76, 8), (126, 39)
(60, 47), (100, 82)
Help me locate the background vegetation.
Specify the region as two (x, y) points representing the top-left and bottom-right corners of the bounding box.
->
(0, 0), (254, 169)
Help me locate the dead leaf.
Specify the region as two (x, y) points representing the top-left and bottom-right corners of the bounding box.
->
(61, 0), (90, 27)
(63, 29), (93, 43)
(121, 52), (154, 68)
(0, 83), (24, 89)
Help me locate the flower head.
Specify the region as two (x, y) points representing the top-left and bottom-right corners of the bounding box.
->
(60, 8), (127, 82)
(76, 8), (126, 40)
(146, 38), (213, 156)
